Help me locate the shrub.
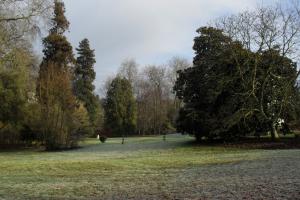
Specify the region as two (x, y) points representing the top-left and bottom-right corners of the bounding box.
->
(99, 135), (107, 143)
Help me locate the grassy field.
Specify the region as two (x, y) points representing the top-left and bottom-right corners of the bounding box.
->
(0, 134), (299, 199)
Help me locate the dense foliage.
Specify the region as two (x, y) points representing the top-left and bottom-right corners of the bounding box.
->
(175, 27), (299, 141)
(0, 0), (101, 149)
(37, 0), (81, 150)
(74, 39), (102, 134)
(104, 77), (137, 141)
(0, 0), (46, 145)
(1, 0), (300, 148)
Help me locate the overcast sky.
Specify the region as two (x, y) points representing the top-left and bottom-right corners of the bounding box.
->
(60, 0), (280, 91)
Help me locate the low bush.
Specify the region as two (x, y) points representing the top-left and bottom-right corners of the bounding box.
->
(99, 135), (107, 143)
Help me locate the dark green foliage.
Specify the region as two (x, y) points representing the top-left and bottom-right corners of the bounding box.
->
(255, 49), (298, 138)
(104, 77), (137, 138)
(74, 38), (100, 131)
(175, 27), (299, 141)
(99, 135), (107, 143)
(175, 27), (245, 140)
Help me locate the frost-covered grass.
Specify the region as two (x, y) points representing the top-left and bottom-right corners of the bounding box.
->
(0, 134), (299, 199)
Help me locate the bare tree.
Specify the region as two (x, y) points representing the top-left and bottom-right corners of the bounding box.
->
(117, 58), (140, 98)
(166, 56), (191, 92)
(103, 57), (192, 136)
(215, 1), (300, 59)
(118, 58), (138, 84)
(0, 0), (51, 23)
(0, 0), (51, 65)
(98, 76), (115, 98)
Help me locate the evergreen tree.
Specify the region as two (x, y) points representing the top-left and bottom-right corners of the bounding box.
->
(74, 39), (99, 129)
(41, 0), (73, 66)
(37, 0), (79, 150)
(104, 77), (136, 143)
(175, 27), (245, 140)
(175, 27), (298, 141)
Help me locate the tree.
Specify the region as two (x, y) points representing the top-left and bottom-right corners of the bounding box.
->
(0, 0), (51, 45)
(37, 0), (79, 150)
(0, 69), (27, 144)
(167, 57), (191, 91)
(0, 0), (51, 146)
(175, 27), (244, 140)
(254, 49), (298, 139)
(72, 103), (91, 142)
(74, 38), (99, 131)
(116, 58), (190, 137)
(38, 62), (78, 149)
(118, 58), (138, 87)
(0, 0), (51, 23)
(215, 2), (300, 59)
(104, 77), (136, 143)
(214, 3), (300, 139)
(144, 65), (169, 135)
(166, 57), (191, 127)
(0, 48), (34, 131)
(175, 27), (299, 141)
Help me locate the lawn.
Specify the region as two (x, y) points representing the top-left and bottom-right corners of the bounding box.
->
(0, 134), (299, 199)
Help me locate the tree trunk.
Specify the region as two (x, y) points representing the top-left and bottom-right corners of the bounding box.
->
(270, 122), (279, 141)
(122, 136), (125, 144)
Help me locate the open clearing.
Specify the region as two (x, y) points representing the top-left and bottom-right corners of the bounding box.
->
(0, 134), (299, 200)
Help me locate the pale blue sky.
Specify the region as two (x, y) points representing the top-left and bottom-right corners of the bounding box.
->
(59, 0), (281, 90)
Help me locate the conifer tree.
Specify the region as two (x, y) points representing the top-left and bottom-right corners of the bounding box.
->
(104, 77), (137, 143)
(74, 39), (99, 129)
(41, 0), (73, 66)
(37, 0), (79, 150)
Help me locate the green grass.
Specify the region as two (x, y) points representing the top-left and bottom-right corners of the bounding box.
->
(0, 134), (297, 199)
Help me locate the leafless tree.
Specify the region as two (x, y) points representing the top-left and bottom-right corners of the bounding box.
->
(0, 0), (51, 65)
(215, 1), (300, 59)
(118, 58), (138, 84)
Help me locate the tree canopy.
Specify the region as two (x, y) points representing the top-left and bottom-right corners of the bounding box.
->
(74, 38), (100, 131)
(104, 77), (137, 140)
(175, 27), (299, 141)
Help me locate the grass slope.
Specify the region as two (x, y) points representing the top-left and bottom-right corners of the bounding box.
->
(0, 134), (299, 199)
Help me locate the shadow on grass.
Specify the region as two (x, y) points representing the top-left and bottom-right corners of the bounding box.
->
(1, 134), (299, 153)
(191, 137), (300, 150)
(67, 134), (197, 153)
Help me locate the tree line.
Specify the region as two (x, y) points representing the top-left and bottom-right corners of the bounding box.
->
(1, 0), (300, 150)
(175, 2), (300, 141)
(102, 57), (190, 140)
(0, 0), (102, 150)
(102, 1), (300, 142)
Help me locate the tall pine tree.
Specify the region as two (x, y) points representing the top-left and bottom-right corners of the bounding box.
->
(74, 39), (99, 130)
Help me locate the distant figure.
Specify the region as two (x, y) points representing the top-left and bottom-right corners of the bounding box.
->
(97, 134), (100, 139)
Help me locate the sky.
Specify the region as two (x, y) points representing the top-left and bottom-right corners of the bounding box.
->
(59, 0), (280, 91)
